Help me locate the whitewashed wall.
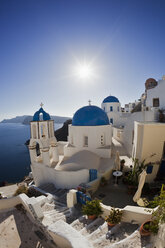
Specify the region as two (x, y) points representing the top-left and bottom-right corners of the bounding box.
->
(31, 162), (89, 189)
(66, 125), (112, 158)
(57, 141), (68, 155)
(133, 122), (165, 162)
(122, 110), (155, 156)
(113, 127), (124, 143)
(101, 101), (121, 113)
(101, 102), (122, 127)
(146, 79), (165, 109)
(133, 122), (165, 182)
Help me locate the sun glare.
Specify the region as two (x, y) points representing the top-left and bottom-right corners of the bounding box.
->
(73, 61), (95, 80)
(76, 63), (93, 79)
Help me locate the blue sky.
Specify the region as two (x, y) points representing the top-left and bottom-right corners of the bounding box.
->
(0, 0), (165, 121)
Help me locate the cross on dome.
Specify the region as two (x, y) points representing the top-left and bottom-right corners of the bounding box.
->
(40, 102), (44, 108)
(88, 100), (91, 105)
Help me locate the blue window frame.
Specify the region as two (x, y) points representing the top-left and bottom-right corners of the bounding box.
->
(110, 118), (113, 124)
(110, 106), (113, 111)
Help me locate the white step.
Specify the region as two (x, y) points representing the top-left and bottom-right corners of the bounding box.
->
(48, 220), (93, 248)
(80, 217), (104, 236)
(71, 216), (87, 231)
(88, 221), (108, 241)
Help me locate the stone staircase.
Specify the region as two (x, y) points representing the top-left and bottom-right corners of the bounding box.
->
(36, 183), (151, 247)
(40, 185), (79, 227)
(41, 199), (149, 248)
(69, 216), (143, 247)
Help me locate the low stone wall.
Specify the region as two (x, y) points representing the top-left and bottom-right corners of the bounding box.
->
(87, 178), (100, 194)
(151, 223), (165, 248)
(67, 191), (153, 225)
(101, 203), (153, 225)
(86, 166), (113, 195)
(0, 194), (44, 221)
(48, 220), (92, 248)
(0, 196), (21, 211)
(101, 166), (113, 180)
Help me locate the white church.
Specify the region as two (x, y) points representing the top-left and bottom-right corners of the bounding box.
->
(28, 76), (165, 189)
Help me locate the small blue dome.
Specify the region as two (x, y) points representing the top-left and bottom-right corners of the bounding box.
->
(33, 107), (51, 121)
(72, 105), (109, 126)
(103, 96), (119, 103)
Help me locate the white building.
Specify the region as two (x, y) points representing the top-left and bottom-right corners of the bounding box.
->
(29, 76), (165, 189)
(101, 95), (121, 126)
(64, 105), (112, 158)
(29, 105), (113, 189)
(124, 101), (139, 113)
(146, 76), (165, 110)
(29, 106), (59, 167)
(132, 121), (165, 182)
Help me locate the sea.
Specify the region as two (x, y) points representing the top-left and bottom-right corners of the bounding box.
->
(0, 123), (63, 183)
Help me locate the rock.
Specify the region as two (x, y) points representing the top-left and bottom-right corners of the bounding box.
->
(55, 119), (72, 141)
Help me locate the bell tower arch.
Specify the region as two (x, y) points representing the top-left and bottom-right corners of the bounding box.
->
(29, 104), (59, 167)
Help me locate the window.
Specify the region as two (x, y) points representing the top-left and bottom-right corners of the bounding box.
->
(84, 136), (88, 146)
(39, 113), (43, 121)
(101, 135), (104, 146)
(40, 124), (46, 137)
(110, 118), (113, 124)
(104, 107), (105, 111)
(153, 98), (159, 107)
(117, 106), (120, 112)
(110, 106), (113, 111)
(32, 125), (37, 139)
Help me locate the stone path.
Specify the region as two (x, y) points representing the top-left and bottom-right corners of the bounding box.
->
(38, 186), (151, 248)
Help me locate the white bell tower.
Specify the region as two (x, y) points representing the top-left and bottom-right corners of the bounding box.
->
(29, 103), (59, 167)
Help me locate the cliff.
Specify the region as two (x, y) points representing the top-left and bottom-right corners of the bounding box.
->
(55, 119), (72, 141)
(1, 115), (70, 125)
(1, 115), (29, 124)
(25, 119), (72, 145)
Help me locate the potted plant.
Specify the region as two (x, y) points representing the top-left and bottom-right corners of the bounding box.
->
(82, 199), (103, 220)
(105, 207), (123, 226)
(100, 177), (107, 187)
(123, 155), (156, 194)
(140, 184), (165, 236)
(140, 220), (159, 236)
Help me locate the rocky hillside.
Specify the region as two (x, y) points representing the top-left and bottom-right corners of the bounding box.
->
(55, 119), (72, 141)
(1, 115), (29, 124)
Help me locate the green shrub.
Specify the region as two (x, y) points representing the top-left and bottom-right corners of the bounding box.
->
(14, 185), (28, 196)
(105, 208), (123, 224)
(145, 184), (165, 234)
(82, 199), (103, 217)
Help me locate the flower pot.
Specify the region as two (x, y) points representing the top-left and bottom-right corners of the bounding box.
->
(107, 222), (116, 227)
(88, 215), (97, 220)
(140, 221), (152, 236)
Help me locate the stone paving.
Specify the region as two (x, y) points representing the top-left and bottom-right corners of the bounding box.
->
(93, 176), (136, 208)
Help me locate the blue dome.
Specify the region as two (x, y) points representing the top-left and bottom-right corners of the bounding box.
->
(103, 96), (119, 103)
(33, 107), (51, 121)
(72, 105), (109, 126)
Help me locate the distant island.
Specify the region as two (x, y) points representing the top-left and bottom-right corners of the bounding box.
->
(1, 115), (70, 125)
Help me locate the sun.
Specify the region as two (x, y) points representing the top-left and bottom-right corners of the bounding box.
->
(74, 61), (94, 80)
